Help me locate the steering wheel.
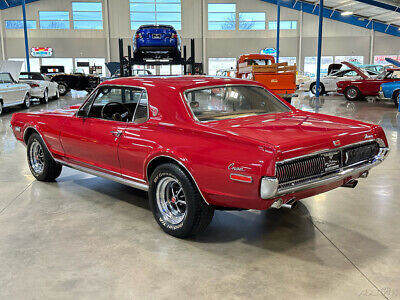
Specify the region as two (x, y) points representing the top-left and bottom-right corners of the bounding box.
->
(101, 102), (132, 122)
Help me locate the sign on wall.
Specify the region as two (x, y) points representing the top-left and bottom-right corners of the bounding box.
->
(260, 48), (277, 57)
(31, 47), (53, 57)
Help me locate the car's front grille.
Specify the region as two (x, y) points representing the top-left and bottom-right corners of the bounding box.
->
(276, 141), (380, 186)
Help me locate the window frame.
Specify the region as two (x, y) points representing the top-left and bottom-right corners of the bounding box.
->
(78, 85), (149, 124)
(268, 20), (297, 30)
(72, 2), (103, 30)
(129, 0), (182, 30)
(208, 3), (236, 31)
(39, 11), (70, 29)
(5, 20), (37, 29)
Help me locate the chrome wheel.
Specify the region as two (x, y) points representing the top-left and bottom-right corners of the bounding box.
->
(346, 87), (358, 99)
(24, 94), (30, 108)
(29, 141), (45, 174)
(156, 177), (187, 225)
(58, 84), (66, 95)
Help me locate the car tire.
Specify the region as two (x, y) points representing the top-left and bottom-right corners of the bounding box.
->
(0, 101), (3, 116)
(27, 133), (62, 181)
(393, 91), (399, 108)
(53, 88), (60, 100)
(57, 82), (69, 96)
(149, 163), (214, 238)
(21, 93), (31, 109)
(310, 82), (325, 95)
(40, 89), (49, 104)
(344, 86), (361, 101)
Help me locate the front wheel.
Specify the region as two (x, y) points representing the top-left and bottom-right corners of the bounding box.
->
(21, 93), (30, 108)
(310, 82), (325, 95)
(344, 86), (361, 101)
(149, 163), (214, 238)
(27, 133), (62, 181)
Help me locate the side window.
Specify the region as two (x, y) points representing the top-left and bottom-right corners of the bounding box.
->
(88, 86), (142, 122)
(0, 73), (13, 83)
(134, 91), (149, 123)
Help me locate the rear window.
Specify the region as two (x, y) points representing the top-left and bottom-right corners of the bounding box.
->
(184, 85), (291, 122)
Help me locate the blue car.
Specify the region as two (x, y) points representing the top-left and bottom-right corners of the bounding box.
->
(133, 25), (181, 59)
(379, 81), (400, 107)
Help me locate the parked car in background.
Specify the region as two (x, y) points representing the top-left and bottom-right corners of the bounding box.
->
(0, 72), (30, 116)
(299, 63), (379, 94)
(10, 76), (389, 237)
(40, 66), (100, 96)
(133, 25), (181, 59)
(19, 72), (59, 103)
(379, 81), (400, 107)
(296, 73), (310, 86)
(361, 64), (385, 74)
(337, 62), (400, 100)
(216, 68), (235, 78)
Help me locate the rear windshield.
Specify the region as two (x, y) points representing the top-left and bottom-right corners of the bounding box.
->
(184, 85), (291, 122)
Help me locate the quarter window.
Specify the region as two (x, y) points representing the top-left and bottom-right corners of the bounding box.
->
(134, 91), (148, 123)
(39, 11), (70, 29)
(5, 20), (36, 29)
(72, 2), (103, 30)
(208, 3), (236, 30)
(130, 0), (182, 30)
(239, 13), (265, 30)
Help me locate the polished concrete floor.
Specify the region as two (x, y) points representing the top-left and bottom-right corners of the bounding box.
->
(0, 91), (399, 299)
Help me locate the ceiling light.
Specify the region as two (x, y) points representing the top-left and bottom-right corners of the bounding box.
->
(341, 11), (353, 16)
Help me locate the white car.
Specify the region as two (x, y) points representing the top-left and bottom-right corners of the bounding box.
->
(0, 72), (30, 116)
(19, 72), (59, 103)
(296, 74), (310, 86)
(299, 69), (379, 94)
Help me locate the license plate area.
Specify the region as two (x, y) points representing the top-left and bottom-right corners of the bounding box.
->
(322, 151), (341, 172)
(152, 34), (161, 39)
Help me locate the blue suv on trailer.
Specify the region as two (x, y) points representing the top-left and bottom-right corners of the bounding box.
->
(133, 25), (181, 59)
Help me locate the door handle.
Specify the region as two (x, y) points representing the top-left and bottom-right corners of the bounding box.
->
(111, 130), (123, 137)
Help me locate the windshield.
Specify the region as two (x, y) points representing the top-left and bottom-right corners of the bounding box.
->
(184, 85), (291, 122)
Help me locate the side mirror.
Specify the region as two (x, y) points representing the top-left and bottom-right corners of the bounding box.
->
(76, 110), (87, 118)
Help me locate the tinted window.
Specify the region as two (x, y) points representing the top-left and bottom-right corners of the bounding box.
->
(185, 85), (290, 122)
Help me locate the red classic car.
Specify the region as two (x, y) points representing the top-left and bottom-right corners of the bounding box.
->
(11, 76), (389, 237)
(337, 62), (400, 100)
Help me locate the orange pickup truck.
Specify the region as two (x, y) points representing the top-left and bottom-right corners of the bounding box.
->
(236, 54), (296, 101)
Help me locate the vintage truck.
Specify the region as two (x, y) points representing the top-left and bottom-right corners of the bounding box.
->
(236, 54), (296, 102)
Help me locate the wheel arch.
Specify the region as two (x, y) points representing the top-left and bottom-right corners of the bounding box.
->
(392, 89), (400, 99)
(146, 155), (210, 205)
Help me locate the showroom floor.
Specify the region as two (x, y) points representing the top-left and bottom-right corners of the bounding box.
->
(0, 92), (399, 299)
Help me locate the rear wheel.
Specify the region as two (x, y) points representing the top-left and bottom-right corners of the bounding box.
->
(344, 86), (361, 101)
(21, 93), (30, 108)
(149, 163), (214, 238)
(53, 88), (60, 100)
(310, 82), (325, 95)
(40, 89), (49, 104)
(27, 133), (62, 181)
(0, 101), (3, 116)
(57, 82), (68, 96)
(393, 91), (399, 108)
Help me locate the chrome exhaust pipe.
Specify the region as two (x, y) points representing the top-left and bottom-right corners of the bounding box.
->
(342, 179), (358, 188)
(281, 198), (298, 209)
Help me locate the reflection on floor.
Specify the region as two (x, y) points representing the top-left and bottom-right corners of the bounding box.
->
(0, 91), (399, 299)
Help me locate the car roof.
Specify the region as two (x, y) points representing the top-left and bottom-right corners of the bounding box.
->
(101, 76), (260, 91)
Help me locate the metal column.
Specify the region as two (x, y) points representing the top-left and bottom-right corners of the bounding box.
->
(276, 0), (281, 63)
(22, 0), (30, 72)
(315, 0), (324, 99)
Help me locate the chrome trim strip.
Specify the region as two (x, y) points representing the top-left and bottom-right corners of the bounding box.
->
(54, 159), (149, 191)
(146, 155), (210, 205)
(276, 139), (379, 165)
(274, 147), (389, 197)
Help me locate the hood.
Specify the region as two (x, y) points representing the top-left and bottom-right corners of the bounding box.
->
(327, 63), (342, 75)
(385, 57), (400, 67)
(342, 61), (370, 79)
(204, 111), (375, 160)
(0, 60), (23, 81)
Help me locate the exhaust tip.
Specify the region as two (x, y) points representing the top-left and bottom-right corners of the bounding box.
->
(342, 179), (358, 188)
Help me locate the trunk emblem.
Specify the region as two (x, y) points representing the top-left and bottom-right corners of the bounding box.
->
(333, 140), (341, 147)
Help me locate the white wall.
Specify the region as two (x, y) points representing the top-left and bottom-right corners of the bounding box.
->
(0, 0), (399, 73)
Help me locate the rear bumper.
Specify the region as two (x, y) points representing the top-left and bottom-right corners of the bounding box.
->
(30, 87), (45, 98)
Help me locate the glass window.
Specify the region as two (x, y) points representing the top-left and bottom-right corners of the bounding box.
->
(334, 56), (364, 65)
(89, 87), (143, 121)
(5, 20), (36, 29)
(0, 73), (14, 83)
(239, 13), (265, 30)
(134, 91), (148, 123)
(185, 85), (290, 122)
(19, 73), (45, 80)
(279, 57), (297, 65)
(208, 58), (236, 75)
(39, 11), (70, 29)
(208, 3), (236, 30)
(9, 58), (41, 72)
(130, 0), (181, 30)
(75, 58), (106, 76)
(269, 20), (297, 30)
(72, 2), (103, 30)
(304, 56), (334, 78)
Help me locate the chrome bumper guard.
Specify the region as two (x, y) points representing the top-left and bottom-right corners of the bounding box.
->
(260, 146), (389, 199)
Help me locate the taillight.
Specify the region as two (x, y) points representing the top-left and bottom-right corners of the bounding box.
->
(29, 83), (39, 88)
(135, 32), (142, 38)
(171, 33), (178, 39)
